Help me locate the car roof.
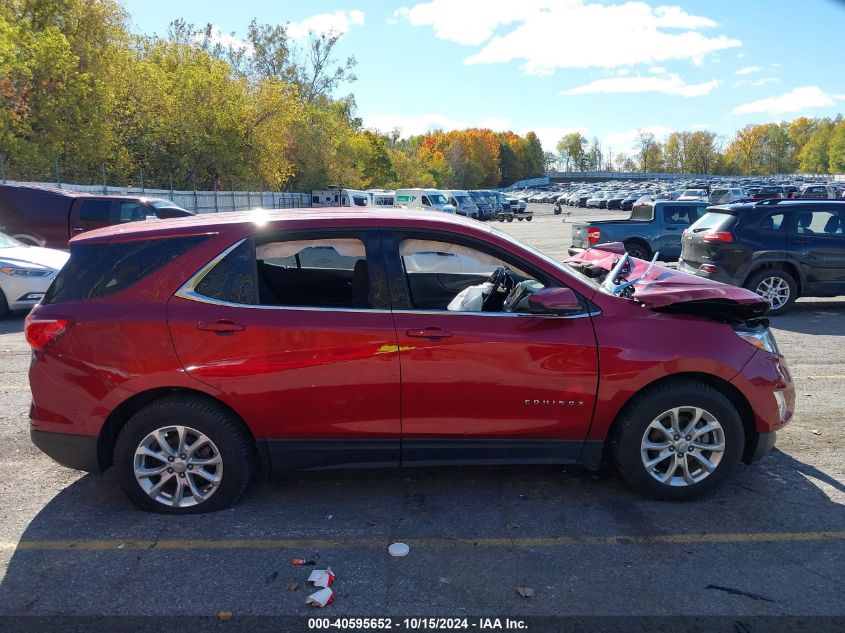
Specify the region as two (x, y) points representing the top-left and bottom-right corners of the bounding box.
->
(0, 183), (88, 197)
(708, 199), (845, 214)
(70, 208), (493, 244)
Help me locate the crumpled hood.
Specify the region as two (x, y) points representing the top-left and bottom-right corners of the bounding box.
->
(0, 245), (69, 271)
(566, 242), (769, 320)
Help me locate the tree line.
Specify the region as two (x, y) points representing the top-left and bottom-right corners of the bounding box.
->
(556, 116), (845, 176)
(0, 0), (546, 191)
(2, 0), (843, 193)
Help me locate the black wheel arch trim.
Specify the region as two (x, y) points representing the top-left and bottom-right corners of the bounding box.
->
(741, 254), (805, 290)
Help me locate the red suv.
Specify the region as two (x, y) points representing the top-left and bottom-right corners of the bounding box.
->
(26, 210), (794, 513)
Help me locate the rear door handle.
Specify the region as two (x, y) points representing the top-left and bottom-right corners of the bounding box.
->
(406, 327), (452, 341)
(72, 227), (85, 233)
(197, 320), (245, 334)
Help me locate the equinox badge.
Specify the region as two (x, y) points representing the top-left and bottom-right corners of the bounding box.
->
(524, 399), (585, 407)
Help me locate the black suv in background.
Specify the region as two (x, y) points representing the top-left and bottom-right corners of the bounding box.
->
(678, 200), (845, 315)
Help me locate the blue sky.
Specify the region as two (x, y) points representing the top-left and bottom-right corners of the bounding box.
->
(121, 0), (845, 156)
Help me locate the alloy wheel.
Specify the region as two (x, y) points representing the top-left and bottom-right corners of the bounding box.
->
(755, 276), (790, 311)
(640, 407), (725, 486)
(133, 425), (223, 508)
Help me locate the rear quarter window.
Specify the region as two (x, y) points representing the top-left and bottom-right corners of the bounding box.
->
(43, 236), (208, 304)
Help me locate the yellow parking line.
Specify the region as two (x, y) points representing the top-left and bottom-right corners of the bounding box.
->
(0, 531), (842, 552)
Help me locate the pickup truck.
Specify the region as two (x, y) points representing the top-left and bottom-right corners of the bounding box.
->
(568, 200), (711, 260)
(0, 184), (194, 248)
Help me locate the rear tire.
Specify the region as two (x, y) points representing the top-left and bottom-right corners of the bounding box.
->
(526, 216), (532, 222)
(623, 241), (651, 260)
(0, 290), (9, 319)
(743, 268), (797, 316)
(114, 396), (254, 514)
(611, 379), (744, 501)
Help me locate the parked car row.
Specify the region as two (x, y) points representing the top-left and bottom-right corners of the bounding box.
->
(507, 177), (845, 217)
(311, 187), (532, 222)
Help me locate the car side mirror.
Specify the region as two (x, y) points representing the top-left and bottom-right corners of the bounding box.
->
(528, 287), (583, 316)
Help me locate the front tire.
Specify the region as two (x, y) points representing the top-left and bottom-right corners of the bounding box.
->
(743, 269), (797, 316)
(611, 380), (744, 501)
(114, 396), (254, 514)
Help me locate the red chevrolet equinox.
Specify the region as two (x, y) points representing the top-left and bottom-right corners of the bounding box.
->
(26, 210), (794, 513)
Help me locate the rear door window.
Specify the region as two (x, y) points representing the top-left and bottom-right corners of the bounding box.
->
(662, 205), (697, 225)
(79, 200), (114, 222)
(193, 236), (375, 309)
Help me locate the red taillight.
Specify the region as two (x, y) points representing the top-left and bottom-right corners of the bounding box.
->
(699, 264), (719, 274)
(25, 315), (70, 351)
(587, 227), (601, 244)
(702, 231), (733, 242)
(750, 194), (759, 200)
(776, 193), (783, 199)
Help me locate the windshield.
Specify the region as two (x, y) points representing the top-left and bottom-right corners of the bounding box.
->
(149, 199), (180, 209)
(0, 233), (24, 248)
(455, 196), (472, 204)
(491, 227), (600, 291)
(429, 194), (448, 205)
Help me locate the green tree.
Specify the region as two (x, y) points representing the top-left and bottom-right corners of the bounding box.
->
(828, 120), (845, 174)
(798, 119), (835, 174)
(556, 132), (586, 171)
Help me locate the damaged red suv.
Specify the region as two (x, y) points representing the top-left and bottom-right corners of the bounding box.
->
(27, 210), (794, 513)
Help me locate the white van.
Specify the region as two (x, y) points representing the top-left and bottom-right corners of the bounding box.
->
(311, 188), (371, 208)
(394, 189), (456, 214)
(442, 190), (480, 219)
(367, 189), (395, 207)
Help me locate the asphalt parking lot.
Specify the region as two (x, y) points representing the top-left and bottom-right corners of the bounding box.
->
(0, 203), (843, 625)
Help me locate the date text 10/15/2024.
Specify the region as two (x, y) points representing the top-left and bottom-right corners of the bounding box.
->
(307, 618), (528, 630)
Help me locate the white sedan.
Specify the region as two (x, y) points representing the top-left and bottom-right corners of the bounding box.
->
(0, 233), (69, 317)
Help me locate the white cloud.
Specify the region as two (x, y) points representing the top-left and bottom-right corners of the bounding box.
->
(395, 0), (740, 75)
(562, 73), (719, 97)
(649, 66), (666, 74)
(287, 9), (365, 39)
(731, 86), (843, 115)
(194, 26), (252, 52)
(750, 77), (780, 87)
(735, 65), (762, 75)
(617, 68), (630, 76)
(605, 125), (674, 154)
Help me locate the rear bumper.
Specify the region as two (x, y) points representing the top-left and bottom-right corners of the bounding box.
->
(31, 429), (101, 473)
(677, 259), (742, 286)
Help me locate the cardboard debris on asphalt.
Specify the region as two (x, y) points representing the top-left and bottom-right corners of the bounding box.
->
(306, 587), (334, 607)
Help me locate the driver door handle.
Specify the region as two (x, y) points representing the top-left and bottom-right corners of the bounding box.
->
(406, 327), (452, 341)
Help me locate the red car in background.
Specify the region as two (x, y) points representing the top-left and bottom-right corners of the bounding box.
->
(26, 209), (794, 513)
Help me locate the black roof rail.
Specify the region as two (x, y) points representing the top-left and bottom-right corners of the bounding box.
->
(755, 198), (784, 205)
